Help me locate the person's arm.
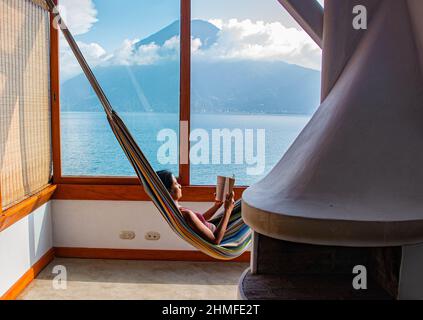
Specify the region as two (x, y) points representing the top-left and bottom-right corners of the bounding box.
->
(213, 192), (235, 245)
(181, 192), (234, 245)
(202, 199), (223, 221)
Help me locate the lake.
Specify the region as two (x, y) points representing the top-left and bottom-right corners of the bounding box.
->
(61, 112), (311, 186)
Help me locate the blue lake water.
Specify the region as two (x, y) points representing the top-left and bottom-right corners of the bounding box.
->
(61, 112), (311, 186)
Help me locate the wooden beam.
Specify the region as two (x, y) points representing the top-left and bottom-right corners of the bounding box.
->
(54, 183), (147, 201)
(50, 0), (62, 184)
(53, 184), (246, 202)
(56, 176), (141, 185)
(55, 247), (250, 263)
(277, 0), (324, 48)
(0, 174), (2, 213)
(179, 0), (191, 186)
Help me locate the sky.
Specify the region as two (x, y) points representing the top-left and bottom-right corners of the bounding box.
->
(75, 0), (181, 52)
(59, 0), (323, 80)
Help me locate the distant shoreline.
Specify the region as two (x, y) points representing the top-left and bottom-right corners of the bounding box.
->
(60, 111), (313, 117)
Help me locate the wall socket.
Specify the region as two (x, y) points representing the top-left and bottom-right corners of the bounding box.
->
(119, 231), (136, 240)
(145, 231), (161, 241)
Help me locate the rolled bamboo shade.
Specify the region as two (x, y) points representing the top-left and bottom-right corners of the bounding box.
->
(31, 0), (48, 11)
(0, 0), (52, 210)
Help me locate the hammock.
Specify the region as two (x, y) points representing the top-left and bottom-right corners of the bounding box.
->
(46, 0), (252, 260)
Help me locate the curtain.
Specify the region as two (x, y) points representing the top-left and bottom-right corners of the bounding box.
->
(0, 0), (51, 210)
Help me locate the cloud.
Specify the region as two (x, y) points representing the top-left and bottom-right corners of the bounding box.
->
(113, 40), (162, 66)
(58, 0), (98, 35)
(60, 41), (111, 81)
(195, 19), (321, 70)
(110, 37), (180, 66)
(58, 0), (107, 80)
(115, 19), (321, 71)
(60, 15), (322, 80)
(191, 38), (203, 53)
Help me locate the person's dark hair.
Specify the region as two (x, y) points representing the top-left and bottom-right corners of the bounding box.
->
(156, 170), (174, 192)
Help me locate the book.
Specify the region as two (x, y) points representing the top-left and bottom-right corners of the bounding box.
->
(215, 175), (235, 202)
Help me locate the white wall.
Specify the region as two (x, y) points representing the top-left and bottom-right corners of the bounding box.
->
(0, 202), (53, 296)
(52, 200), (215, 250)
(6, 199), (422, 299)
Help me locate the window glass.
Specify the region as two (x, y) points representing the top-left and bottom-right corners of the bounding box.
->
(59, 0), (180, 177)
(190, 0), (322, 185)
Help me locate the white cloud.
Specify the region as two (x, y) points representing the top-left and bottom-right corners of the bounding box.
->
(60, 41), (111, 81)
(57, 0), (108, 80)
(111, 39), (140, 66)
(197, 19), (321, 70)
(110, 37), (179, 66)
(191, 38), (202, 53)
(60, 14), (322, 80)
(117, 42), (162, 66)
(109, 19), (321, 71)
(58, 0), (98, 35)
(209, 19), (223, 30)
(163, 36), (180, 51)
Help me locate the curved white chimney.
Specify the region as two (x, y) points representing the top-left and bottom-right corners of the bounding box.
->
(242, 0), (423, 247)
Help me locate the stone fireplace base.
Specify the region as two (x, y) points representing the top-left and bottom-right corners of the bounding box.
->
(238, 233), (402, 300)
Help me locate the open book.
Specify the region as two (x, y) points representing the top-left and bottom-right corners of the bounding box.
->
(215, 175), (235, 202)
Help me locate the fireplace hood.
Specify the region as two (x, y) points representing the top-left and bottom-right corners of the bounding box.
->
(242, 0), (423, 246)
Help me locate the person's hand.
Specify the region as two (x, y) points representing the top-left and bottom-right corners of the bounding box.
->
(224, 191), (235, 211)
(213, 193), (224, 207)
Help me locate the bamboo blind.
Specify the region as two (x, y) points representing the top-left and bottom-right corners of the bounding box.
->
(0, 0), (52, 210)
(31, 0), (48, 11)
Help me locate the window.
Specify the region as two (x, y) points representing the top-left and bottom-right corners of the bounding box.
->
(190, 0), (322, 185)
(54, 0), (322, 191)
(59, 0), (180, 177)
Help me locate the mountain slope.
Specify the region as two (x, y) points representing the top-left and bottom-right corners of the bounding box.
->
(136, 20), (220, 49)
(61, 60), (320, 114)
(61, 20), (321, 115)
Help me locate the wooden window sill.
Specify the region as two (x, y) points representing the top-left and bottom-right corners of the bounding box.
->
(53, 183), (246, 202)
(0, 185), (57, 232)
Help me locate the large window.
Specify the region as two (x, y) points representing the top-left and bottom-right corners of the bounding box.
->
(59, 0), (180, 177)
(190, 0), (322, 185)
(56, 0), (322, 188)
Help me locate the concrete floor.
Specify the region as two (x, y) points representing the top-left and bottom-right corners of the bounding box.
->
(18, 258), (248, 300)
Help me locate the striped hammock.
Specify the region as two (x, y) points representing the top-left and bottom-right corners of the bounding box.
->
(46, 0), (252, 260)
(109, 112), (252, 260)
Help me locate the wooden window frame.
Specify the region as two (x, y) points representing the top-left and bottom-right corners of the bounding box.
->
(0, 185), (57, 232)
(50, 0), (247, 202)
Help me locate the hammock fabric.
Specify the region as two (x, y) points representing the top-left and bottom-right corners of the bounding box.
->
(109, 112), (252, 260)
(46, 0), (252, 260)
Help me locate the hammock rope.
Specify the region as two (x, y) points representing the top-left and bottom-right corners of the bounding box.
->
(46, 0), (252, 260)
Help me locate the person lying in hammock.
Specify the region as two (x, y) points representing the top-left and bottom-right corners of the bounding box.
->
(157, 170), (235, 245)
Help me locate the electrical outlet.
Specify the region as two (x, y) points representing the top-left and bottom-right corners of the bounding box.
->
(119, 231), (136, 240)
(145, 231), (161, 241)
